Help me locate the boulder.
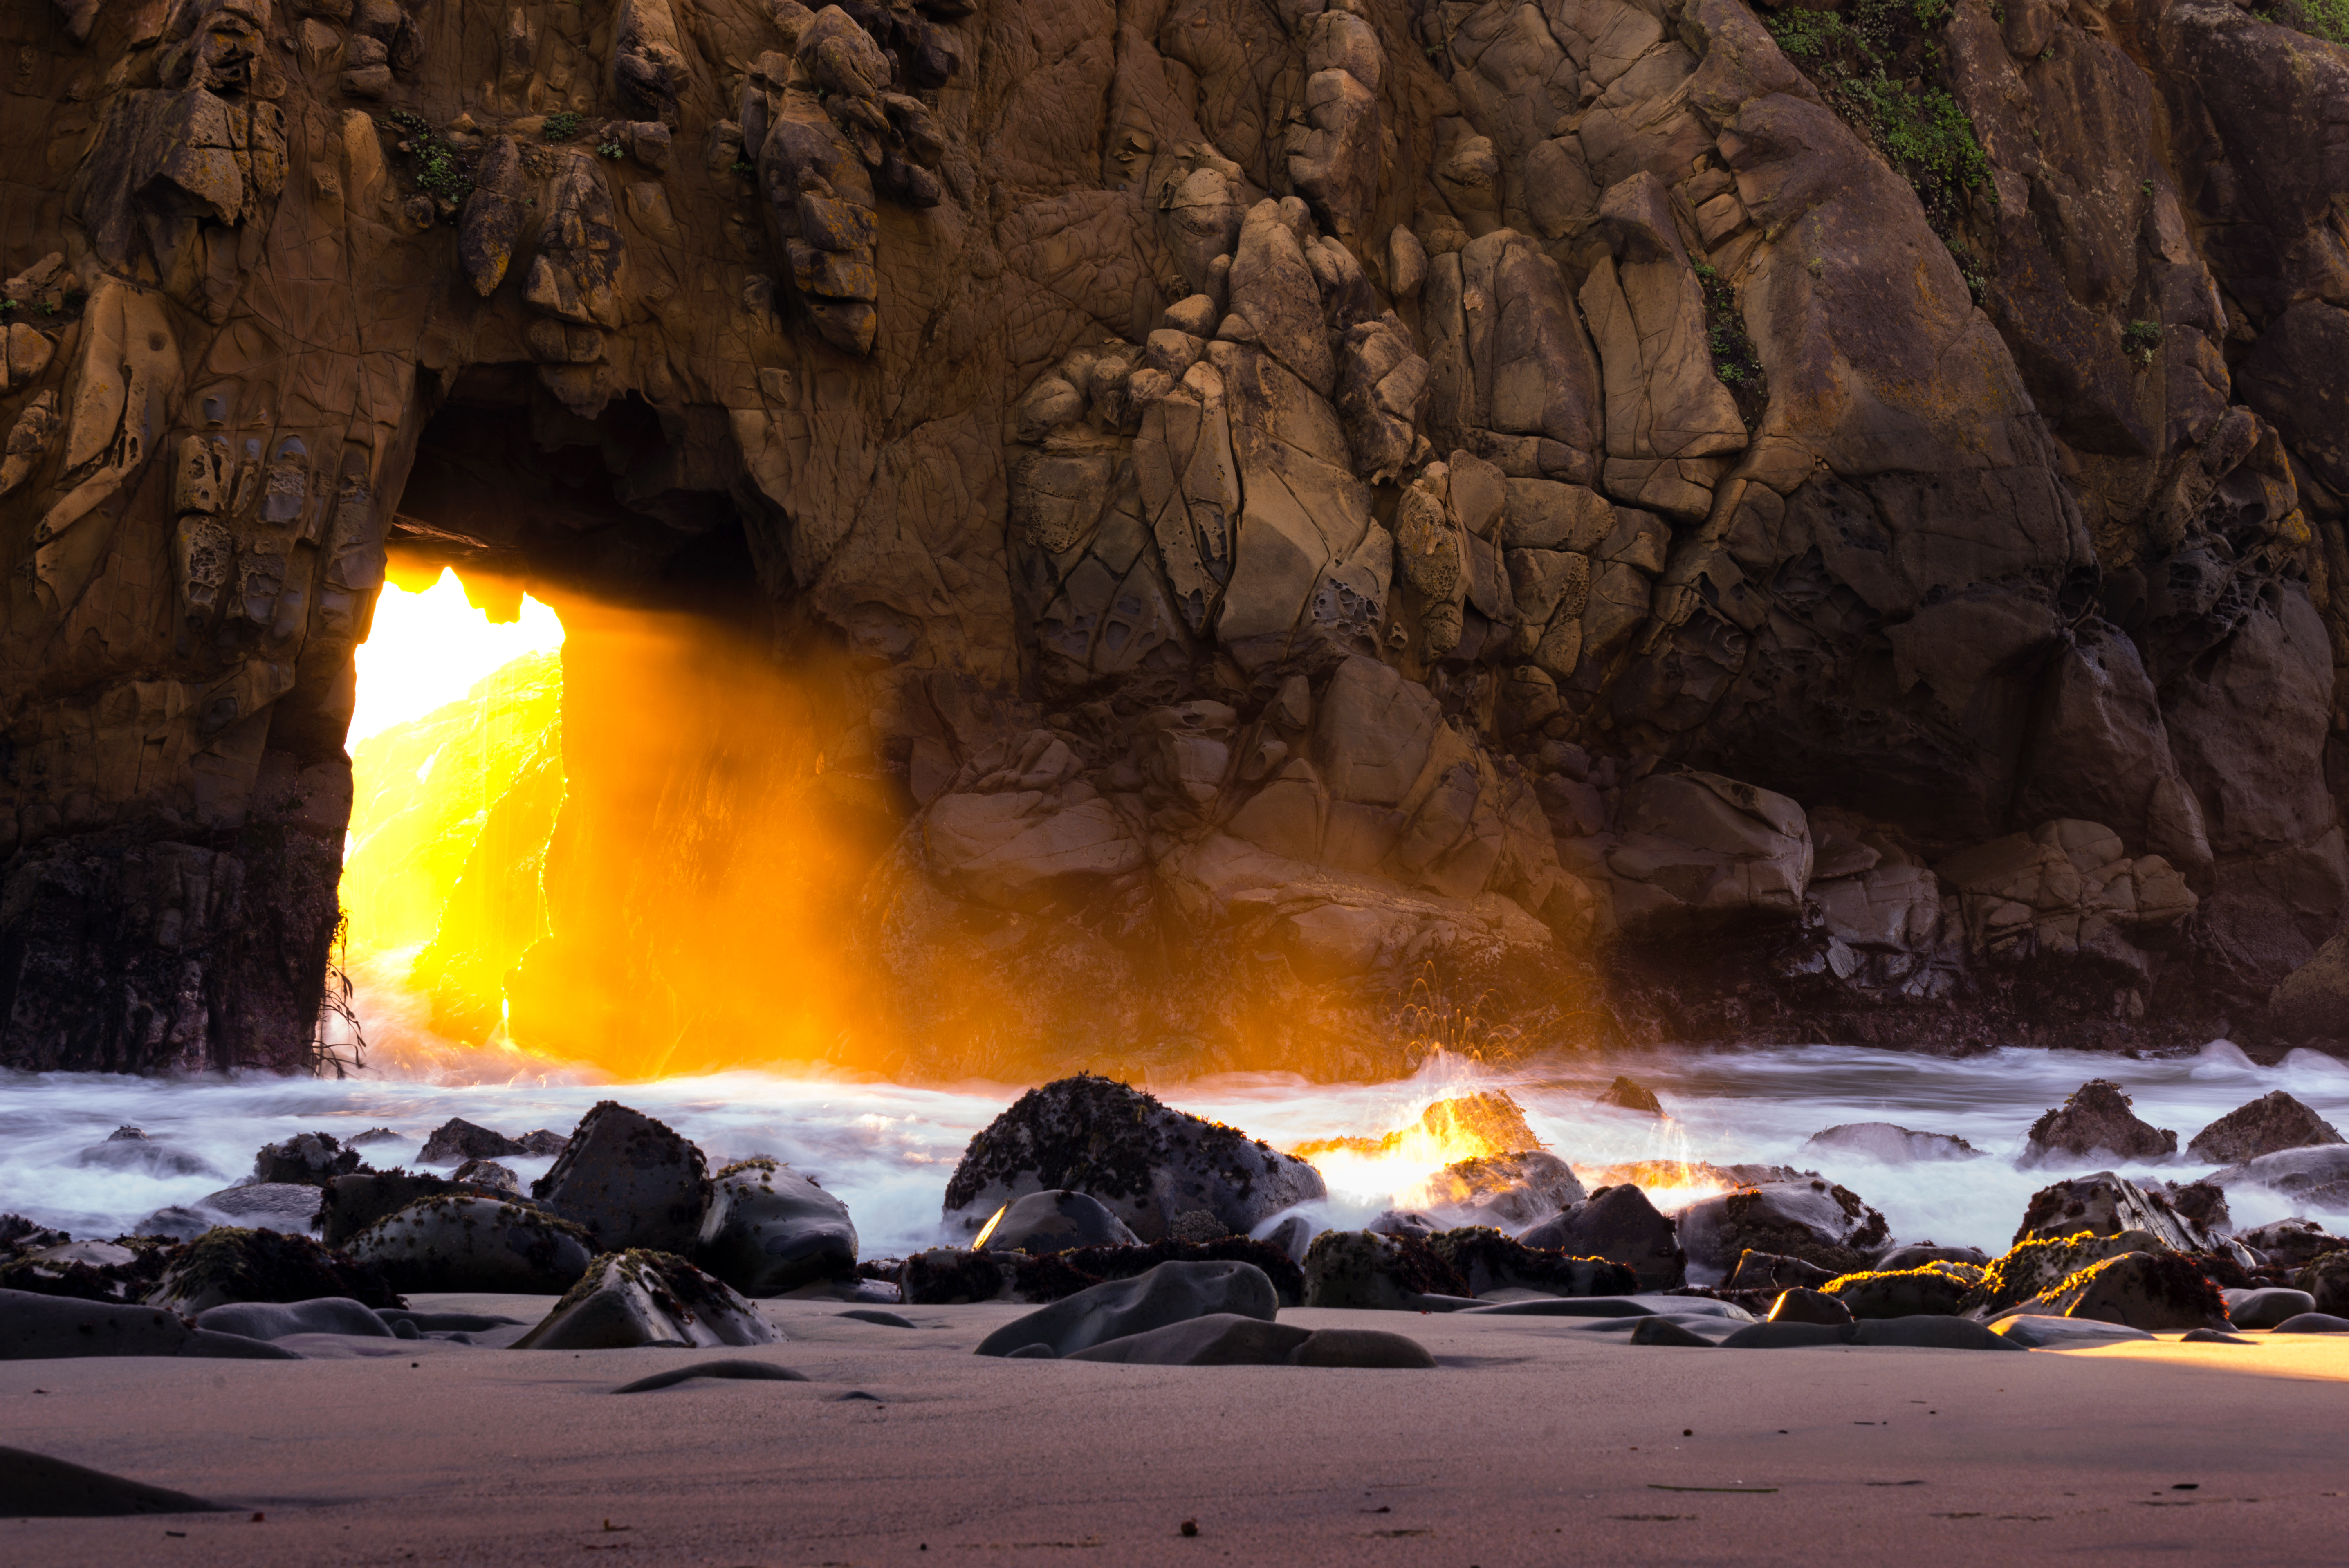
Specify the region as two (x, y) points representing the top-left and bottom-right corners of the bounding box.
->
(251, 1133), (364, 1186)
(1300, 1229), (1467, 1308)
(2012, 1171), (2235, 1258)
(2024, 1080), (2176, 1163)
(135, 1182), (327, 1241)
(1964, 1229), (2167, 1318)
(1765, 1287), (1853, 1325)
(0, 1238), (175, 1304)
(1875, 1244), (1990, 1272)
(2207, 1146), (2349, 1210)
(977, 1189), (1141, 1254)
(193, 1298), (392, 1341)
(347, 1198), (597, 1294)
(144, 1228), (403, 1313)
(1426, 1226), (1636, 1298)
(1800, 1123), (1983, 1162)
(1724, 1251), (1837, 1292)
(0, 1216), (67, 1255)
(1676, 1180), (1891, 1279)
(70, 1131), (219, 1178)
(1594, 1076), (1661, 1115)
(696, 1159), (859, 1294)
(1722, 1317), (2023, 1350)
(2006, 1250), (2231, 1331)
(2296, 1251), (2349, 1315)
(1516, 1184), (1685, 1290)
(1416, 1091), (1544, 1155)
(2224, 1287), (2317, 1329)
(1367, 1210), (1440, 1238)
(972, 1260), (1279, 1358)
(2273, 1313), (2349, 1334)
(899, 1247), (1105, 1306)
(1989, 1315), (2151, 1348)
(1420, 1151), (1586, 1227)
(419, 1118), (527, 1165)
(943, 1076), (1325, 1244)
(2264, 929), (2349, 1043)
(2186, 1092), (2345, 1163)
(514, 1251), (778, 1350)
(0, 1288), (298, 1361)
(452, 1160), (521, 1193)
(1057, 1238), (1306, 1307)
(2156, 1179), (2232, 1234)
(1822, 1266), (1972, 1319)
(316, 1171), (523, 1248)
(2236, 1220), (2348, 1270)
(532, 1102), (711, 1253)
(1063, 1315), (1434, 1368)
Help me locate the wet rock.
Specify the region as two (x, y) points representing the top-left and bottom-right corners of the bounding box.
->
(347, 1197), (597, 1294)
(1989, 1314), (2150, 1348)
(1300, 1229), (1469, 1308)
(2207, 1146), (2349, 1210)
(315, 1171), (525, 1248)
(1168, 1209), (1234, 1243)
(0, 1239), (175, 1304)
(1258, 1215), (1315, 1263)
(1055, 1238), (1307, 1308)
(696, 1159), (859, 1295)
(451, 1159), (521, 1193)
(1724, 1250), (1837, 1292)
(1594, 1075), (1662, 1115)
(2024, 1080), (2177, 1163)
(2186, 1091), (2345, 1163)
(2008, 1250), (2231, 1331)
(2273, 1313), (2349, 1334)
(1822, 1266), (1972, 1319)
(514, 1250), (778, 1350)
(251, 1132), (364, 1186)
(1875, 1243), (1990, 1271)
(0, 1444), (225, 1515)
(193, 1298), (392, 1341)
(1427, 1226), (1637, 1298)
(972, 1260), (1278, 1358)
(2012, 1171), (2235, 1258)
(144, 1227), (403, 1313)
(1676, 1180), (1891, 1279)
(2155, 1179), (2232, 1235)
(0, 1288), (297, 1361)
(348, 1128), (404, 1148)
(532, 1102), (711, 1253)
(2264, 931), (2349, 1044)
(0, 1217), (70, 1257)
(976, 1189), (1140, 1254)
(1800, 1123), (1984, 1162)
(2224, 1287), (2317, 1329)
(2236, 1220), (2349, 1270)
(1422, 1151), (1586, 1227)
(1964, 1229), (2168, 1319)
(1062, 1312), (1307, 1365)
(943, 1076), (1325, 1244)
(1516, 1184), (1685, 1290)
(71, 1133), (219, 1179)
(1765, 1287), (1853, 1325)
(897, 1247), (1109, 1306)
(135, 1183), (326, 1242)
(419, 1118), (528, 1166)
(1366, 1209), (1441, 1238)
(2295, 1251), (2349, 1316)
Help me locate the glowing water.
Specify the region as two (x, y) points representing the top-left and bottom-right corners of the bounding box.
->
(6, 1041), (2345, 1259)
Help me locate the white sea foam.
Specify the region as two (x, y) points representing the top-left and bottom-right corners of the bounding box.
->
(4, 1039), (2344, 1257)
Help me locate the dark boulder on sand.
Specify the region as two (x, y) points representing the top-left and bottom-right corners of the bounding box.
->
(943, 1075), (1325, 1245)
(2225, 1287), (2317, 1329)
(533, 1103), (711, 1253)
(515, 1250), (777, 1350)
(193, 1297), (393, 1341)
(1300, 1227), (1632, 1308)
(1764, 1287), (1853, 1325)
(0, 1288), (297, 1361)
(316, 1170), (530, 1248)
(2296, 1251), (2349, 1316)
(1518, 1184), (1685, 1290)
(1724, 1250), (1837, 1292)
(696, 1159), (859, 1296)
(1061, 1314), (1435, 1368)
(348, 1197), (597, 1294)
(975, 1189), (1139, 1255)
(0, 1444), (224, 1515)
(2187, 1091), (2345, 1164)
(2024, 1079), (2176, 1163)
(1822, 1265), (1973, 1319)
(973, 1260), (1278, 1359)
(2008, 1250), (2231, 1331)
(1963, 1229), (2166, 1318)
(144, 1227), (403, 1313)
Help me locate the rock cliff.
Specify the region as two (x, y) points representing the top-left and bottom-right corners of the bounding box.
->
(0, 0), (2343, 1073)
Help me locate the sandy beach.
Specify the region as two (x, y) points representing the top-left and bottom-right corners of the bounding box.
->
(9, 1295), (2348, 1568)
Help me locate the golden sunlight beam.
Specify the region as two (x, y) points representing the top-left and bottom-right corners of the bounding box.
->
(348, 568), (565, 747)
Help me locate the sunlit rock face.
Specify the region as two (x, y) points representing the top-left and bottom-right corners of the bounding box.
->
(0, 0), (2345, 1076)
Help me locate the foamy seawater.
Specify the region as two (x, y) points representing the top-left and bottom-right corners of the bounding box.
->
(4, 1040), (2346, 1257)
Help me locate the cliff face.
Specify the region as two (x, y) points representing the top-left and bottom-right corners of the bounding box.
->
(0, 0), (2344, 1075)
